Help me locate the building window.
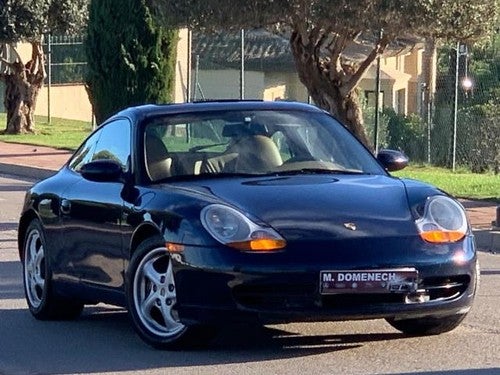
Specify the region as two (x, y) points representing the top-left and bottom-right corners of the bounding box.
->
(364, 90), (385, 109)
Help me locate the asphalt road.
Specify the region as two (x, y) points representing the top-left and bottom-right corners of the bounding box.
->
(0, 174), (499, 375)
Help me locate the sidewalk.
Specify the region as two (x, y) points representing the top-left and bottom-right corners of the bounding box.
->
(0, 141), (72, 179)
(0, 140), (498, 252)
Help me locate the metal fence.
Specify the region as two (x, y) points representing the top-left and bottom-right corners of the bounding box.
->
(431, 44), (499, 173)
(365, 42), (499, 174)
(191, 29), (499, 174)
(43, 34), (87, 85)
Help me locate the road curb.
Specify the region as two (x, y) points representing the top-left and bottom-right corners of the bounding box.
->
(0, 162), (56, 180)
(473, 229), (500, 254)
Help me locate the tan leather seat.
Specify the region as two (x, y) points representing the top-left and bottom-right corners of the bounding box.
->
(201, 122), (282, 174)
(145, 134), (172, 181)
(227, 135), (283, 173)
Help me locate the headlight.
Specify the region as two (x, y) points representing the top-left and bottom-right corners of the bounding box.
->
(416, 196), (468, 243)
(201, 204), (286, 251)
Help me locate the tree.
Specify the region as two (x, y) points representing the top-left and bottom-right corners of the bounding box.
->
(85, 0), (178, 124)
(0, 0), (88, 134)
(147, 0), (498, 147)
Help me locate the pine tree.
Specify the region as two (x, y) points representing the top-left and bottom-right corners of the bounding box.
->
(85, 0), (178, 124)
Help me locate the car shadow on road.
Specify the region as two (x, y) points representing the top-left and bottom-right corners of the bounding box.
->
(0, 304), (410, 374)
(0, 222), (18, 231)
(212, 323), (402, 351)
(0, 183), (32, 192)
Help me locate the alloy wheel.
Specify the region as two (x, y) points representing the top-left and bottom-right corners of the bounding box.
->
(24, 229), (46, 308)
(133, 247), (185, 337)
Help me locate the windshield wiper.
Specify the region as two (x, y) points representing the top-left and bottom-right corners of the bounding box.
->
(155, 172), (259, 183)
(270, 168), (366, 176)
(153, 169), (368, 184)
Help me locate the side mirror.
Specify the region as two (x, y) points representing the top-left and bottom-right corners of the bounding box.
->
(377, 149), (409, 172)
(80, 159), (124, 182)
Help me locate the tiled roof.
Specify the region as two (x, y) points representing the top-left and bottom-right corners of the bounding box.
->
(192, 29), (421, 72)
(193, 29), (295, 71)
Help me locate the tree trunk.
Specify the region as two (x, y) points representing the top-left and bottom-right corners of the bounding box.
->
(289, 30), (373, 149)
(1, 42), (46, 134)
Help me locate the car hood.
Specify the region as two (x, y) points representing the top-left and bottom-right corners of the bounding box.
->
(177, 174), (418, 241)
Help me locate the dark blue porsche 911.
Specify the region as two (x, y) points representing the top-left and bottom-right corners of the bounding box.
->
(18, 100), (478, 349)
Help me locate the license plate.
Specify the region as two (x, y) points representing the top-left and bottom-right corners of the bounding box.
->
(319, 268), (418, 294)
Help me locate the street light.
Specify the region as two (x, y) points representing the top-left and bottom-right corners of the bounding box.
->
(462, 77), (473, 91)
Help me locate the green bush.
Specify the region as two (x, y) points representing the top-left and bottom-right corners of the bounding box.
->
(384, 109), (427, 163)
(457, 101), (499, 173)
(361, 98), (389, 151)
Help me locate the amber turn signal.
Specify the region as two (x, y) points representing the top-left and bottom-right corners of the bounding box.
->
(419, 230), (465, 243)
(229, 238), (286, 251)
(166, 242), (184, 253)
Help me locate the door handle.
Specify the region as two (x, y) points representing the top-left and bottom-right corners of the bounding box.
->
(60, 199), (71, 215)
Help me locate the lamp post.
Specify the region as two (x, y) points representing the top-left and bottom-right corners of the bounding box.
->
(373, 29), (383, 154)
(46, 33), (52, 124)
(374, 51), (381, 155)
(240, 29), (245, 100)
(452, 42), (470, 172)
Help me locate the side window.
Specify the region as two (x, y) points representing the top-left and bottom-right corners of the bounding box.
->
(92, 119), (131, 170)
(68, 131), (100, 172)
(68, 119), (131, 172)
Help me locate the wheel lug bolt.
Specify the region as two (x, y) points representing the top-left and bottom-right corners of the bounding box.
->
(166, 299), (172, 306)
(168, 284), (174, 292)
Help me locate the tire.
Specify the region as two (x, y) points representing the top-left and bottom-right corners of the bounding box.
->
(386, 314), (467, 335)
(22, 219), (84, 320)
(126, 237), (214, 349)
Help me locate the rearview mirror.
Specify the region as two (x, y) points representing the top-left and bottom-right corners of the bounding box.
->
(377, 149), (409, 172)
(80, 159), (124, 182)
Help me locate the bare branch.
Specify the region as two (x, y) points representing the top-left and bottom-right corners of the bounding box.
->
(0, 57), (14, 67)
(330, 32), (349, 65)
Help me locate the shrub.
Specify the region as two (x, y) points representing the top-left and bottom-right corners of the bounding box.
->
(85, 0), (178, 124)
(384, 109), (427, 163)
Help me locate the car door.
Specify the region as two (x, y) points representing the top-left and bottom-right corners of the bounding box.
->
(59, 118), (131, 298)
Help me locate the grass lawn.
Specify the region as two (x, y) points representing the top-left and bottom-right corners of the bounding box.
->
(0, 114), (92, 151)
(393, 165), (499, 202)
(1, 113), (498, 200)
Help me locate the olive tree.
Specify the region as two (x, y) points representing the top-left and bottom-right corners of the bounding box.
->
(0, 0), (88, 134)
(147, 0), (498, 147)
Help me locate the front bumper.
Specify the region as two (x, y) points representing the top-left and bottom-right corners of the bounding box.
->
(172, 235), (478, 326)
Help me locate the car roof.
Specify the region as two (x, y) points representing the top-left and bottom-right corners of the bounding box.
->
(111, 100), (326, 123)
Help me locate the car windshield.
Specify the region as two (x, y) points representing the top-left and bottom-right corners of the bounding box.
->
(143, 109), (386, 182)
